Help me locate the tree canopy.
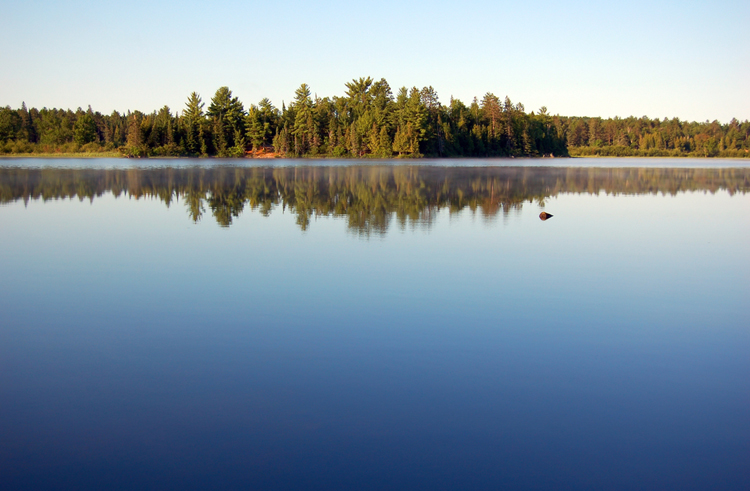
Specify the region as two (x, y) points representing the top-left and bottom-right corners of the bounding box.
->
(1, 77), (747, 158)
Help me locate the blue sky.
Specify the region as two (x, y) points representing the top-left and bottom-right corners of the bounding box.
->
(2, 0), (748, 122)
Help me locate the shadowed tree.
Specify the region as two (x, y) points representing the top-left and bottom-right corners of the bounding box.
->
(73, 113), (97, 145)
(208, 87), (245, 157)
(183, 92), (206, 156)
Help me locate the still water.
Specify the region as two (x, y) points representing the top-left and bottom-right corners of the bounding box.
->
(1, 159), (748, 490)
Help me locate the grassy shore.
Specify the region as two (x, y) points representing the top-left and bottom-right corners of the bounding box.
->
(570, 154), (750, 159)
(568, 145), (749, 158)
(0, 152), (122, 158)
(1, 150), (748, 159)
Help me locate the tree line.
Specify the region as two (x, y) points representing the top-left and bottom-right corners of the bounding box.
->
(2, 165), (747, 230)
(565, 116), (750, 158)
(1, 78), (747, 159)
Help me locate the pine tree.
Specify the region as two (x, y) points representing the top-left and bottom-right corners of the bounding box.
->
(345, 77), (373, 118)
(208, 87), (245, 156)
(245, 106), (265, 151)
(503, 96), (516, 154)
(481, 93), (501, 142)
(126, 113), (140, 147)
(231, 127), (246, 157)
(378, 126), (392, 157)
(184, 92), (205, 121)
(367, 124), (380, 155)
(405, 88), (427, 152)
(183, 92), (205, 156)
(19, 102), (38, 143)
(348, 123), (361, 157)
(292, 84), (314, 155)
(393, 126), (409, 156)
(73, 113), (97, 145)
(328, 118), (338, 149)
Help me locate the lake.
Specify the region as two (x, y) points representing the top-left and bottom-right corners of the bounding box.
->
(1, 158), (748, 490)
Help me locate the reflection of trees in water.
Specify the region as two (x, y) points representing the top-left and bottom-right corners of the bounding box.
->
(1, 166), (748, 231)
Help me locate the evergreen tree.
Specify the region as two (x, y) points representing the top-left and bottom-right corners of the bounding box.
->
(183, 92), (205, 156)
(73, 113), (97, 145)
(345, 77), (373, 118)
(208, 87), (245, 157)
(231, 127), (246, 157)
(4, 77), (743, 159)
(245, 106), (265, 151)
(0, 106), (22, 142)
(292, 83), (314, 155)
(393, 126), (409, 156)
(19, 102), (37, 143)
(378, 125), (392, 157)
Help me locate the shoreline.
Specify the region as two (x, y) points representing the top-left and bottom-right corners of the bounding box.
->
(569, 154), (750, 159)
(1, 154), (748, 160)
(0, 152), (122, 158)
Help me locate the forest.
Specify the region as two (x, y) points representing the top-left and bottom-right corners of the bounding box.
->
(1, 78), (748, 159)
(2, 165), (747, 230)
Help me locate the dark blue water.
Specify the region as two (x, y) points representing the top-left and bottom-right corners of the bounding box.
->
(1, 160), (748, 490)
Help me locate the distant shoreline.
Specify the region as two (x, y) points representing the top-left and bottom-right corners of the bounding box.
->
(569, 154), (750, 159)
(3, 80), (747, 160)
(0, 152), (122, 158)
(1, 153), (748, 160)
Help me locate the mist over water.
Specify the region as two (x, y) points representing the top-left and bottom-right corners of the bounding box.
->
(1, 159), (748, 490)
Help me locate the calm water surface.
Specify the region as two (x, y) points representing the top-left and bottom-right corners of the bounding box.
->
(1, 158), (748, 490)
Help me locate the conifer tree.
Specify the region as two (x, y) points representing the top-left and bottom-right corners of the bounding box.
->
(73, 113), (97, 145)
(126, 113), (141, 147)
(183, 92), (205, 156)
(393, 126), (409, 156)
(208, 87), (244, 156)
(292, 84), (314, 155)
(378, 126), (392, 157)
(19, 102), (37, 143)
(245, 106), (265, 151)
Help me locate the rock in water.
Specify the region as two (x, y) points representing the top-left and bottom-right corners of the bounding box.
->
(539, 212), (553, 221)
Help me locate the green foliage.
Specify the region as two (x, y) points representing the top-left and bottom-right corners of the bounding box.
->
(0, 106), (22, 142)
(208, 87), (245, 157)
(563, 115), (750, 158)
(1, 79), (747, 159)
(291, 83), (315, 156)
(183, 92), (206, 156)
(245, 106), (264, 150)
(73, 113), (97, 144)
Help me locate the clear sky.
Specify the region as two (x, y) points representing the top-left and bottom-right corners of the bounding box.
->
(2, 0), (748, 122)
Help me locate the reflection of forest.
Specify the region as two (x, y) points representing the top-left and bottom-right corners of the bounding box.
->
(1, 166), (748, 231)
